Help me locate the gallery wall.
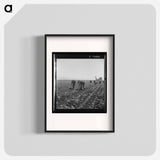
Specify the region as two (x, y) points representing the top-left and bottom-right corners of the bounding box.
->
(4, 4), (156, 156)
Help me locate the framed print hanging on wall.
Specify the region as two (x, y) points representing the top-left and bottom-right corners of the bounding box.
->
(45, 34), (115, 132)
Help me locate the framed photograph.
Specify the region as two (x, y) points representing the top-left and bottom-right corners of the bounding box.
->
(45, 34), (114, 132)
(52, 52), (107, 113)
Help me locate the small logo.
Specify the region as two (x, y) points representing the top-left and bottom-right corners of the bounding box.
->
(4, 4), (12, 13)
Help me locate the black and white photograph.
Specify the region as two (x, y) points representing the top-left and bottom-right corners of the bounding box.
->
(52, 52), (107, 113)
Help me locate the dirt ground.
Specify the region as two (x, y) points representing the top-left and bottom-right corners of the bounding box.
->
(55, 80), (105, 110)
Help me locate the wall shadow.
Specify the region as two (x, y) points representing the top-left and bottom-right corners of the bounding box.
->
(34, 36), (45, 133)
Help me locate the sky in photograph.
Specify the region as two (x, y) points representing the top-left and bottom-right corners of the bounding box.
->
(57, 59), (104, 80)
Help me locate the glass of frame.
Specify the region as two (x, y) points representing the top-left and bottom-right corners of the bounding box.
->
(45, 34), (114, 132)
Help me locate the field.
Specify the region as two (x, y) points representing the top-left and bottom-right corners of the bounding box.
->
(55, 80), (105, 110)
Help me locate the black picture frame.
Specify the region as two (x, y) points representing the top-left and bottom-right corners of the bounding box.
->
(45, 34), (115, 132)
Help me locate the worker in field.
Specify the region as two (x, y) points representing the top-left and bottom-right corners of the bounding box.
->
(77, 81), (85, 90)
(69, 80), (76, 89)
